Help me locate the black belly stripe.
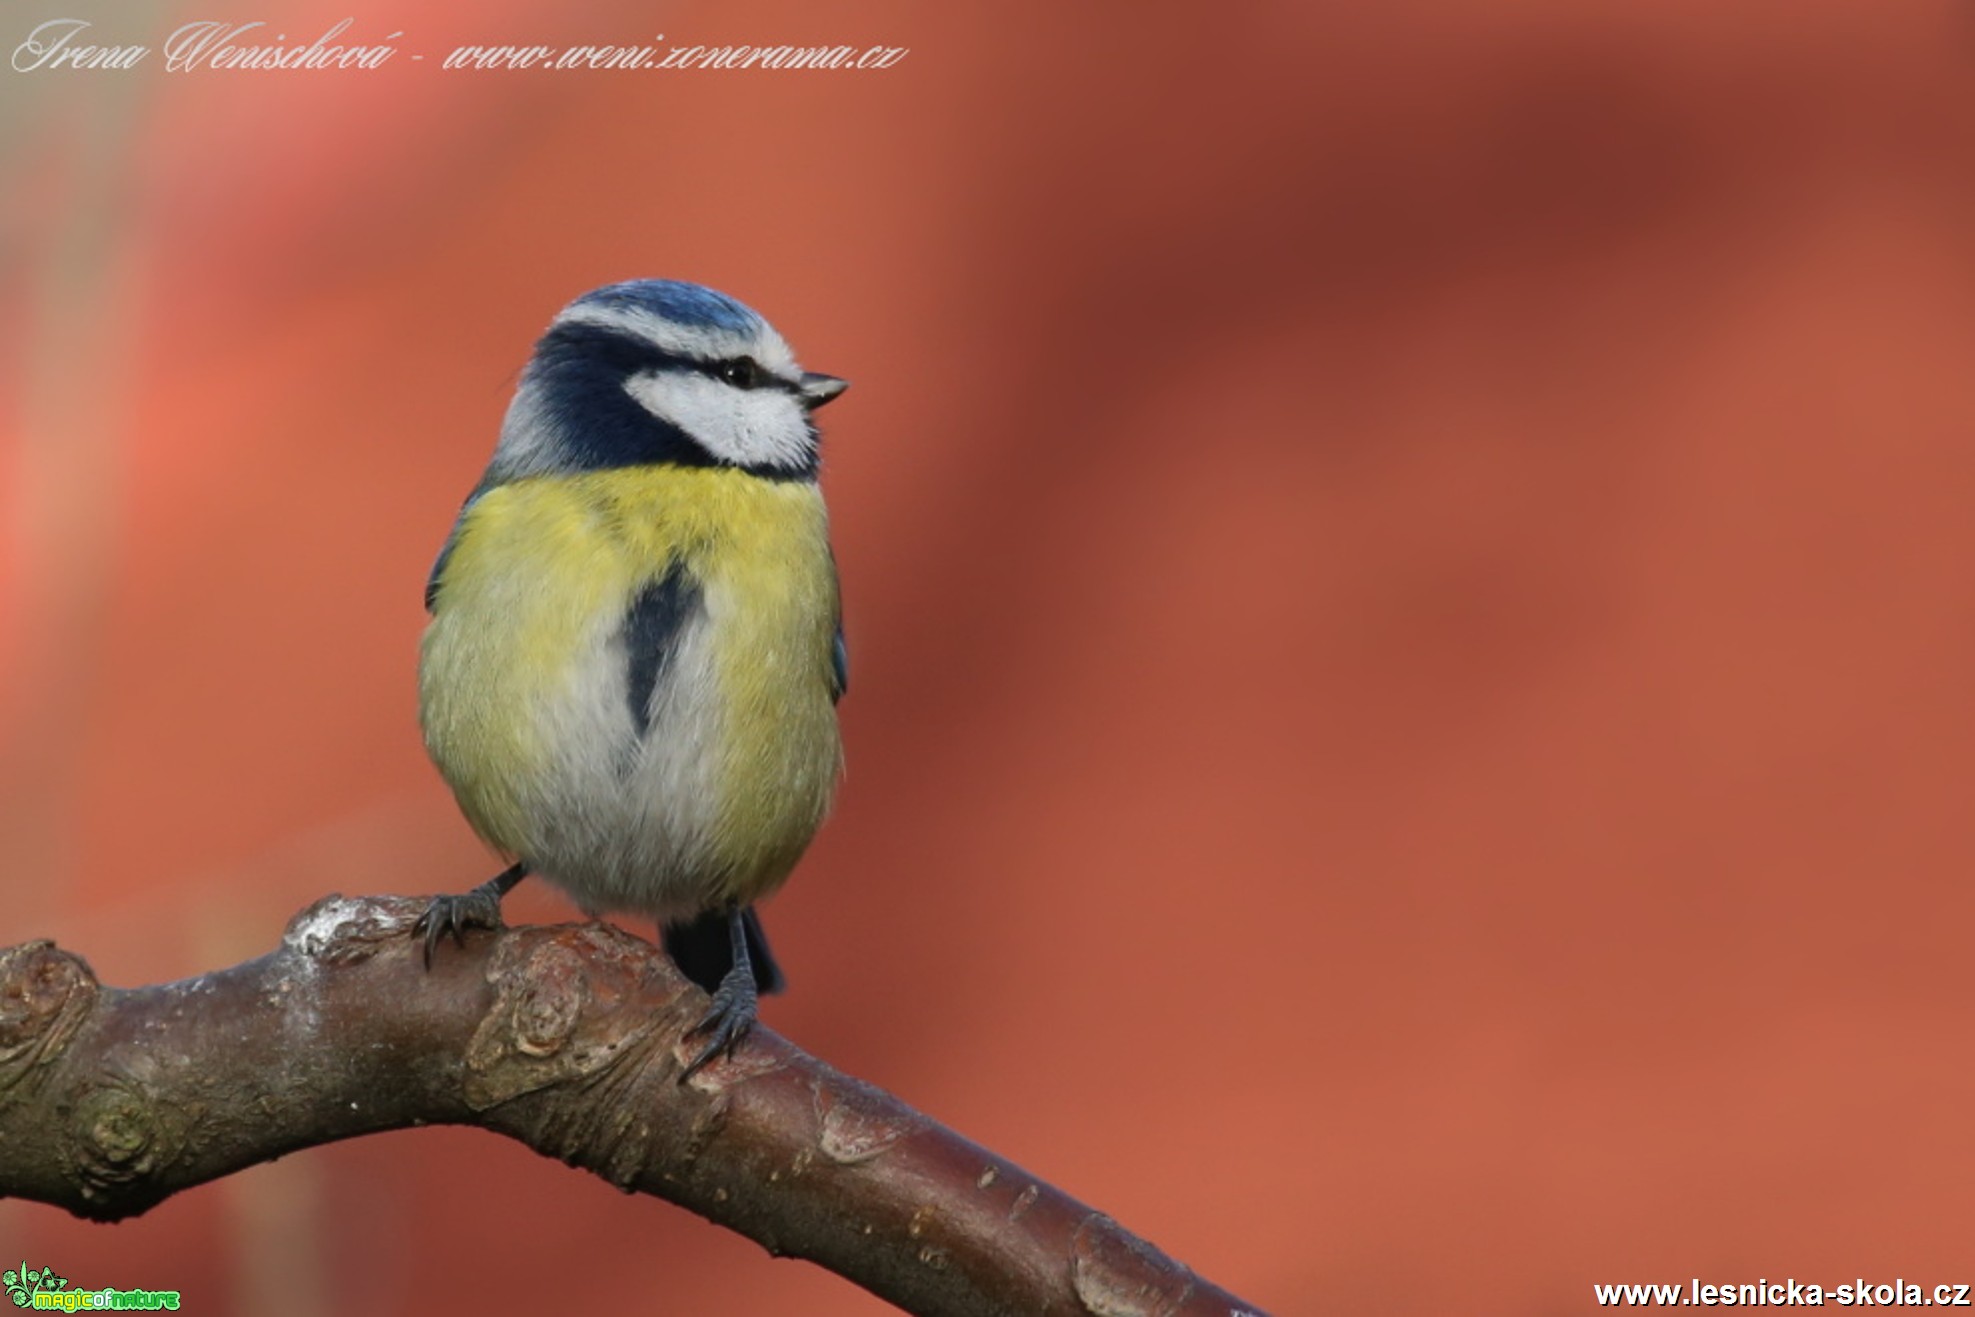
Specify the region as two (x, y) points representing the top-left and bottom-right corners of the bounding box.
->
(622, 563), (702, 738)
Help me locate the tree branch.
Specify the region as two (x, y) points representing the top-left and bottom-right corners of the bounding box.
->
(0, 895), (1265, 1317)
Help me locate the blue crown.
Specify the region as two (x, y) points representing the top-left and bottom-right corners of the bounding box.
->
(570, 280), (762, 334)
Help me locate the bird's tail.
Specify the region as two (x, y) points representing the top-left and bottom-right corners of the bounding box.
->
(661, 906), (785, 996)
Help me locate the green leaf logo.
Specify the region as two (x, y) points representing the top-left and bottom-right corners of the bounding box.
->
(2, 1263), (68, 1307)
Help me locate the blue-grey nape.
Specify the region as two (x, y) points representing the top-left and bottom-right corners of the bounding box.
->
(571, 280), (765, 334)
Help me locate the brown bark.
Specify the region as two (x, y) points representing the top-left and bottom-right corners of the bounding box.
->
(0, 895), (1265, 1317)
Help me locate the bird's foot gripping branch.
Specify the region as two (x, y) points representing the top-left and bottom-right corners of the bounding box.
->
(0, 895), (1266, 1317)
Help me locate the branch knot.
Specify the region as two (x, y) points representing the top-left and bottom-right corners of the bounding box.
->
(0, 942), (98, 1091)
(68, 1081), (185, 1205)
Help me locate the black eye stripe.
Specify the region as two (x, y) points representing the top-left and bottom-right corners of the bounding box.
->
(708, 356), (802, 394)
(542, 325), (682, 374)
(535, 325), (796, 395)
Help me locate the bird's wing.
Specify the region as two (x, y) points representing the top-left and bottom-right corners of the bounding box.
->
(423, 490), (485, 613)
(828, 549), (848, 704)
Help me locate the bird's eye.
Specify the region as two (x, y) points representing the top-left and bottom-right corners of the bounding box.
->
(715, 358), (765, 389)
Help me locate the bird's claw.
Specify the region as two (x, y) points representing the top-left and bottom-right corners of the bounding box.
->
(413, 888), (505, 969)
(680, 973), (759, 1082)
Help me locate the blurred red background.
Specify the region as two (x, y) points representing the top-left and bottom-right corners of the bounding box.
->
(5, 0), (1975, 1311)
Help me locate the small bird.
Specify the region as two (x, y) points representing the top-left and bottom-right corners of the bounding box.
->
(414, 279), (849, 1078)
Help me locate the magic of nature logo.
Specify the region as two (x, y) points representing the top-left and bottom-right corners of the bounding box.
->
(5, 1263), (181, 1311)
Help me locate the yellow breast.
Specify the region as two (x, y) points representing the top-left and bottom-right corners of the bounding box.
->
(418, 465), (841, 910)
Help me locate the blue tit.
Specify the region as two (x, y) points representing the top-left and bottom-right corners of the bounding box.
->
(413, 279), (850, 1078)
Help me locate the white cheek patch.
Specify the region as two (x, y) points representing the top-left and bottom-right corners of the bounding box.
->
(623, 371), (814, 471)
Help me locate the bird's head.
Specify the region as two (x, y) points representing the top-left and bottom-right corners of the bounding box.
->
(487, 279), (847, 484)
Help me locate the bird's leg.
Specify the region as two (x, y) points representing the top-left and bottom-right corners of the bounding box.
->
(413, 862), (529, 968)
(680, 909), (759, 1081)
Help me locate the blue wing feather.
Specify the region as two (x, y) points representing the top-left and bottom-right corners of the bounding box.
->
(424, 537), (456, 612)
(424, 490), (486, 613)
(828, 549), (848, 704)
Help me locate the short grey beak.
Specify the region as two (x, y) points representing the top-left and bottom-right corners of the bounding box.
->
(799, 372), (849, 409)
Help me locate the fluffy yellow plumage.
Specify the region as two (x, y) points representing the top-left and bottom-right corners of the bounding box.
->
(419, 464), (841, 913)
(413, 277), (850, 1075)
